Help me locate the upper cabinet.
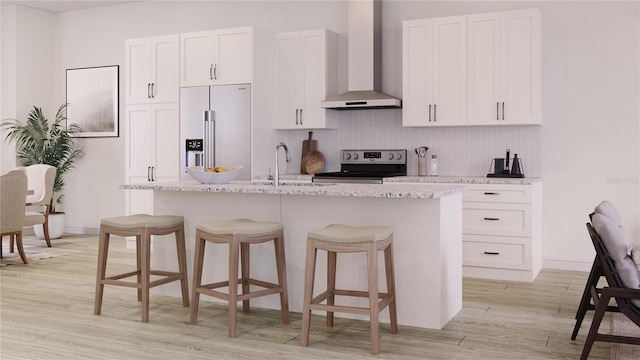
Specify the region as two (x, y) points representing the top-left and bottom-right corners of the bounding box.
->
(467, 9), (541, 125)
(273, 29), (338, 130)
(180, 26), (253, 87)
(403, 16), (468, 127)
(403, 9), (541, 127)
(125, 34), (179, 104)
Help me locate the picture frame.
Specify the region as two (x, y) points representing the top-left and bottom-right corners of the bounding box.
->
(66, 65), (119, 137)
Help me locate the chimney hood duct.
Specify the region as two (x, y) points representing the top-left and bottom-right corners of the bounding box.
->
(320, 0), (401, 110)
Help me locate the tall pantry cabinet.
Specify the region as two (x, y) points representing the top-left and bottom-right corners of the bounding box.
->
(124, 34), (180, 215)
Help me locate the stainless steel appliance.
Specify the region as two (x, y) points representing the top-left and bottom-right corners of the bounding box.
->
(180, 84), (251, 181)
(312, 149), (407, 184)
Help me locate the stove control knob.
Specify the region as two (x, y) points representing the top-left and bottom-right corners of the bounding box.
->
(344, 152), (351, 160)
(396, 152), (403, 160)
(353, 153), (359, 160)
(388, 153), (394, 160)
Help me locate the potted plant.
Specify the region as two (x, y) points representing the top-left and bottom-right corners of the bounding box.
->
(1, 103), (85, 239)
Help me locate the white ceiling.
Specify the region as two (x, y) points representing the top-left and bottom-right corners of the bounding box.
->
(0, 1), (140, 13)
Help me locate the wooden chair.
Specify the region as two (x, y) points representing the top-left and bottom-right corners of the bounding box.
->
(571, 201), (622, 340)
(579, 216), (640, 359)
(1, 170), (31, 264)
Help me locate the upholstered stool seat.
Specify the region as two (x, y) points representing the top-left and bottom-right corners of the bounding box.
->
(94, 214), (189, 322)
(190, 219), (289, 338)
(301, 224), (398, 355)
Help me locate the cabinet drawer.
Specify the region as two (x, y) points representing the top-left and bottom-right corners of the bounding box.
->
(463, 202), (531, 237)
(463, 236), (531, 270)
(463, 184), (531, 203)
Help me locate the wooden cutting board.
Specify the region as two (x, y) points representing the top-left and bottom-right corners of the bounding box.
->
(304, 150), (325, 174)
(300, 131), (316, 174)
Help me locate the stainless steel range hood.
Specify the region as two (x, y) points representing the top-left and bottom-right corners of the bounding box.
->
(320, 0), (401, 110)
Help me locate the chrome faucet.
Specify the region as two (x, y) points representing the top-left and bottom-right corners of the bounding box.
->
(274, 142), (291, 187)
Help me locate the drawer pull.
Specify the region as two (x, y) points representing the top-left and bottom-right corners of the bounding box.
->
(483, 192), (500, 195)
(484, 251), (500, 255)
(483, 217), (500, 221)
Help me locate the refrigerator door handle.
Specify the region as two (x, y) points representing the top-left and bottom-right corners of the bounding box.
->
(203, 110), (216, 169)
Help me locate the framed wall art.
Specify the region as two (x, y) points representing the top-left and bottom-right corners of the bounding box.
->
(66, 65), (119, 137)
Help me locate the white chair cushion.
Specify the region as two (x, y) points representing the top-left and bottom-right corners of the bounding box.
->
(101, 214), (184, 230)
(23, 212), (46, 226)
(308, 224), (393, 245)
(592, 213), (640, 307)
(197, 218), (283, 236)
(594, 200), (622, 225)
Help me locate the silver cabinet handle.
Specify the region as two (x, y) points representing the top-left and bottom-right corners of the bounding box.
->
(483, 217), (500, 221)
(210, 64), (213, 80)
(428, 104), (432, 122)
(151, 166), (155, 181)
(151, 83), (155, 98)
(496, 102), (499, 120)
(483, 251), (500, 255)
(295, 109), (299, 125)
(434, 104), (437, 122)
(147, 166), (151, 181)
(502, 102), (505, 120)
(213, 64), (217, 80)
(147, 83), (151, 98)
(299, 109), (303, 125)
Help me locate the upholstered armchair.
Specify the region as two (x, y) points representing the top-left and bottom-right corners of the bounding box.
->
(1, 170), (30, 264)
(18, 164), (56, 247)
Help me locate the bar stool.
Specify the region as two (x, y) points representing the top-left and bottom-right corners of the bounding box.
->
(190, 218), (289, 338)
(94, 214), (189, 322)
(301, 224), (398, 355)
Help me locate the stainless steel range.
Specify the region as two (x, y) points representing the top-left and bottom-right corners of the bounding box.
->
(312, 149), (407, 184)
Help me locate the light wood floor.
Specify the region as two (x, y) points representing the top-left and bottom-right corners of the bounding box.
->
(1, 235), (611, 359)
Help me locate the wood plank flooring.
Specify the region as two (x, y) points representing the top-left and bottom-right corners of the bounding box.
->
(0, 235), (611, 359)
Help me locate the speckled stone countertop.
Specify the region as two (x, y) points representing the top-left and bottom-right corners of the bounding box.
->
(257, 174), (542, 185)
(122, 180), (466, 199)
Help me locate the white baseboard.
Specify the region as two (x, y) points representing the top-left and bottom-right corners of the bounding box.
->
(542, 258), (593, 272)
(64, 226), (99, 235)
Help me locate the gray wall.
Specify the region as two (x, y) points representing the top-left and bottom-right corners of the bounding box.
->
(1, 1), (638, 270)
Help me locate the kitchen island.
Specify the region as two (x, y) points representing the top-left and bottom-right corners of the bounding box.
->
(122, 180), (466, 329)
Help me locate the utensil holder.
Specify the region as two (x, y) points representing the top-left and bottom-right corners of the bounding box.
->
(486, 157), (524, 178)
(418, 158), (427, 176)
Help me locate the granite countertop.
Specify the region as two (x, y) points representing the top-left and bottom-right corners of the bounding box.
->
(122, 180), (466, 199)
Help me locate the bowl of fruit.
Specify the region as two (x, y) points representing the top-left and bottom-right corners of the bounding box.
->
(186, 166), (243, 184)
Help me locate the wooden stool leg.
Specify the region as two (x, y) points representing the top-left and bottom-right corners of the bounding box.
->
(175, 226), (190, 307)
(136, 235), (142, 302)
(301, 240), (318, 347)
(140, 230), (151, 323)
(326, 250), (337, 327)
(274, 231), (289, 324)
(228, 238), (240, 338)
(190, 232), (206, 324)
(240, 242), (250, 314)
(384, 241), (398, 334)
(94, 228), (110, 315)
(367, 243), (380, 355)
(9, 234), (14, 253)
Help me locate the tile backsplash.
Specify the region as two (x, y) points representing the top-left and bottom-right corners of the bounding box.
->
(281, 109), (541, 178)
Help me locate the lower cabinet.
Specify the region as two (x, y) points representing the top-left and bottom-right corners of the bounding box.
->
(462, 182), (541, 281)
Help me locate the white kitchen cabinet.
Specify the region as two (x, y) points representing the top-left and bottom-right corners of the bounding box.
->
(462, 182), (541, 281)
(467, 9), (541, 125)
(180, 27), (252, 87)
(125, 103), (180, 214)
(125, 34), (179, 104)
(402, 16), (467, 127)
(273, 29), (338, 129)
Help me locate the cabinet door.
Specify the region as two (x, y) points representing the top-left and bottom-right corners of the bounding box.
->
(299, 30), (326, 129)
(273, 32), (301, 129)
(431, 16), (467, 126)
(125, 176), (154, 215)
(125, 38), (152, 104)
(212, 27), (253, 85)
(126, 105), (154, 179)
(402, 19), (432, 126)
(151, 34), (179, 103)
(180, 31), (215, 87)
(467, 12), (501, 125)
(500, 9), (541, 125)
(153, 103), (180, 182)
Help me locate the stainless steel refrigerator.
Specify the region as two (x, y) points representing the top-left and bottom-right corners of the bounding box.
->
(180, 84), (251, 181)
